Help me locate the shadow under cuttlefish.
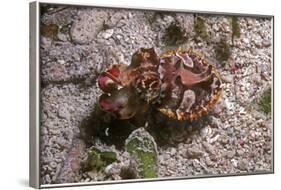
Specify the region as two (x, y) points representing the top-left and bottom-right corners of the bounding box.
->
(79, 103), (212, 150)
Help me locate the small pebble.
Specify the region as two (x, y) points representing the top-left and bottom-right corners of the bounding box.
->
(101, 29), (114, 39)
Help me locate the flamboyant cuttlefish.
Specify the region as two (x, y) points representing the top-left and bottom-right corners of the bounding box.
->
(97, 47), (222, 121)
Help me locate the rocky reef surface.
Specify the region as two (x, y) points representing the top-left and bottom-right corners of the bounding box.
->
(39, 5), (272, 184)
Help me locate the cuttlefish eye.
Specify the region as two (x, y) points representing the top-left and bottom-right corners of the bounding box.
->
(97, 73), (118, 93)
(97, 65), (121, 93)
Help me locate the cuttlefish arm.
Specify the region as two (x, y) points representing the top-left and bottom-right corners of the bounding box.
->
(178, 65), (213, 87)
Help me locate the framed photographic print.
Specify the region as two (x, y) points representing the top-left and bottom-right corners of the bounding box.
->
(29, 1), (274, 188)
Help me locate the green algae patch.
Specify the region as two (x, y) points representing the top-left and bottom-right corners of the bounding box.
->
(194, 15), (208, 41)
(231, 16), (241, 43)
(258, 88), (272, 115)
(125, 128), (158, 178)
(83, 147), (117, 172)
(215, 38), (231, 65)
